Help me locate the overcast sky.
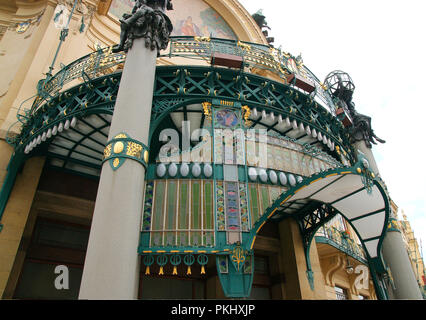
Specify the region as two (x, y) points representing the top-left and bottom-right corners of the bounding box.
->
(240, 0), (426, 258)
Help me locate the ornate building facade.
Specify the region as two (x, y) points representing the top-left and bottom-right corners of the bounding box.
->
(0, 0), (423, 300)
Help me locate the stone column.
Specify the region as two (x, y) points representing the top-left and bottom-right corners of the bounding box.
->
(354, 137), (422, 299)
(382, 218), (423, 299)
(79, 1), (173, 300)
(354, 141), (380, 176)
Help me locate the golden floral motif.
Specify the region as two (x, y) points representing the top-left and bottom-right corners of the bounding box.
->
(241, 105), (252, 126)
(202, 102), (212, 120)
(114, 133), (128, 139)
(231, 245), (246, 271)
(113, 158), (119, 167)
(103, 144), (111, 159)
(126, 142), (143, 158)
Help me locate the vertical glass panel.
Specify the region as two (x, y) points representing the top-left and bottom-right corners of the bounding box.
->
(223, 129), (234, 164)
(216, 181), (226, 231)
(300, 155), (310, 177)
(142, 181), (154, 231)
(273, 146), (283, 171)
(151, 180), (166, 246)
(282, 148), (292, 172)
(239, 183), (250, 232)
(259, 185), (270, 214)
(214, 129), (223, 164)
(307, 156), (316, 176)
(235, 128), (245, 165)
(191, 181), (202, 246)
(319, 160), (326, 172)
(225, 182), (240, 231)
(267, 144), (275, 170)
(203, 181), (214, 230)
(165, 181), (177, 246)
(246, 137), (256, 166)
(291, 151), (302, 175)
(178, 180), (189, 246)
(249, 184), (259, 227)
(313, 158), (321, 173)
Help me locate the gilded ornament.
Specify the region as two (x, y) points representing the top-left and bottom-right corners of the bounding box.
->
(114, 133), (128, 139)
(144, 150), (149, 163)
(126, 141), (142, 158)
(103, 144), (112, 158)
(113, 158), (120, 167)
(202, 102), (212, 120)
(231, 245), (246, 271)
(114, 141), (124, 154)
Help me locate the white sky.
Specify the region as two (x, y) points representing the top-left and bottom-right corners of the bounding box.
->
(240, 0), (426, 258)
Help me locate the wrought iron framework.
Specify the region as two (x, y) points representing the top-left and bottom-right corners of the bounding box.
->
(0, 48), (391, 299)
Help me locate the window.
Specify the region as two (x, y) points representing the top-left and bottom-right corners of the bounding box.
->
(148, 180), (215, 247)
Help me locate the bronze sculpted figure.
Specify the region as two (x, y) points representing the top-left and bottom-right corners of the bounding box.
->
(113, 0), (173, 53)
(347, 102), (386, 148)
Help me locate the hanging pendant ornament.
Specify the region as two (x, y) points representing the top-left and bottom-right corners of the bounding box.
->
(170, 254), (181, 276)
(184, 254), (195, 276)
(143, 255), (154, 275)
(157, 254), (168, 276)
(197, 254), (208, 275)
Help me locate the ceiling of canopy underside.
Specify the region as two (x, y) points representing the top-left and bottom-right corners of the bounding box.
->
(46, 113), (112, 177)
(45, 102), (340, 176)
(270, 173), (387, 259)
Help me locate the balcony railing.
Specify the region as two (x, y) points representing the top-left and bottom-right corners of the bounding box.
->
(315, 225), (367, 263)
(28, 37), (336, 120)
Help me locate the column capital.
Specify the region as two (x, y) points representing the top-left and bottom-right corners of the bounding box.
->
(386, 217), (401, 233)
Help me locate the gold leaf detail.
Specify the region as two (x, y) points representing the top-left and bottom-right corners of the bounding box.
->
(103, 144), (111, 159)
(127, 142), (143, 158)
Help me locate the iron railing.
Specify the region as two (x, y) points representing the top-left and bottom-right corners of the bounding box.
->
(27, 36), (336, 119)
(316, 225), (367, 263)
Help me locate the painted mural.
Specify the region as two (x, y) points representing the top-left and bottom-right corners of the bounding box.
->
(108, 0), (237, 40)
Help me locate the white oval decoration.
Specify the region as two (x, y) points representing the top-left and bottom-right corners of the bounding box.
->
(192, 163), (201, 177)
(259, 169), (268, 183)
(168, 163), (178, 177)
(203, 163), (213, 177)
(288, 174), (296, 186)
(269, 170), (278, 184)
(180, 163), (189, 177)
(248, 167), (257, 181)
(279, 172), (288, 185)
(156, 164), (166, 177)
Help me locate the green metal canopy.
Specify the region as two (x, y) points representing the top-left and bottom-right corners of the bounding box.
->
(0, 40), (391, 299)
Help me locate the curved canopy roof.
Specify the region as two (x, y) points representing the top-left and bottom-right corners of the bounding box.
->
(252, 161), (390, 267)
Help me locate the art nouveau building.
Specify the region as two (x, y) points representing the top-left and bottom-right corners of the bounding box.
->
(0, 0), (423, 300)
